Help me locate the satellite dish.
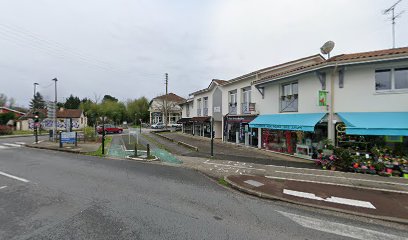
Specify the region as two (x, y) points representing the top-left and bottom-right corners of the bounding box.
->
(320, 41), (335, 58)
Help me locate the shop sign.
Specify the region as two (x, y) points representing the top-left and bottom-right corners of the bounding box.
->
(385, 136), (403, 143)
(257, 124), (310, 131)
(318, 90), (327, 106)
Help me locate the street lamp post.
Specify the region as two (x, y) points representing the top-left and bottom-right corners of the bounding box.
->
(52, 78), (58, 142)
(139, 119), (142, 134)
(210, 117), (214, 157)
(33, 83), (39, 143)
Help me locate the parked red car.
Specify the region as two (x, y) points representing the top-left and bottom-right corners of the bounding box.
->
(97, 124), (123, 134)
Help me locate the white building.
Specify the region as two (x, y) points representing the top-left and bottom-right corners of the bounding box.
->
(149, 93), (185, 125)
(180, 46), (408, 158)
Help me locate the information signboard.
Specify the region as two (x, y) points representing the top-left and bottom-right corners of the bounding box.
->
(61, 132), (76, 144)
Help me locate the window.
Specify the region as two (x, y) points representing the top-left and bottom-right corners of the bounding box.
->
(229, 91), (237, 104)
(395, 68), (408, 89)
(281, 82), (298, 112)
(203, 97), (208, 108)
(375, 69), (391, 90)
(375, 68), (408, 91)
(242, 87), (251, 103)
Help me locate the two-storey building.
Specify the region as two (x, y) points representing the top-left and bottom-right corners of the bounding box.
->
(251, 47), (408, 158)
(149, 93), (185, 126)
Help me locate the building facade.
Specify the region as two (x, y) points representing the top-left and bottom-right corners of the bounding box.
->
(149, 93), (185, 125)
(180, 47), (408, 159)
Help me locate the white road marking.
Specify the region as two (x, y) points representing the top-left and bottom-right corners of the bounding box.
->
(0, 145), (8, 149)
(274, 170), (408, 186)
(278, 211), (405, 240)
(204, 161), (266, 171)
(283, 189), (376, 209)
(0, 171), (30, 183)
(2, 143), (21, 147)
(15, 142), (26, 145)
(0, 186), (7, 189)
(265, 176), (408, 194)
(244, 180), (265, 187)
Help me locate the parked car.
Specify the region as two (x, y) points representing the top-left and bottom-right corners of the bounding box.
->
(171, 123), (182, 128)
(151, 122), (165, 129)
(97, 124), (123, 134)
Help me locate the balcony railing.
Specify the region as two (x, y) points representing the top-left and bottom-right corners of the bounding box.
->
(241, 102), (249, 114)
(186, 110), (190, 117)
(229, 103), (237, 114)
(203, 108), (208, 116)
(197, 109), (201, 116)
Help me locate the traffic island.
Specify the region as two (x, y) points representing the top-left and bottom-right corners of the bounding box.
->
(225, 174), (408, 224)
(26, 140), (101, 154)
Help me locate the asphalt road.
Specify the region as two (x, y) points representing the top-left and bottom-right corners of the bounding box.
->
(0, 137), (407, 239)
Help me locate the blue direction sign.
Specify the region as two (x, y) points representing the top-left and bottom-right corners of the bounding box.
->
(61, 132), (76, 144)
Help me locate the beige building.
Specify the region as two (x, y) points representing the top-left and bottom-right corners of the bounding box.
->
(149, 93), (185, 125)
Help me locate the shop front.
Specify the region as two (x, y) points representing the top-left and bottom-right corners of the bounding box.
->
(249, 113), (327, 159)
(177, 118), (192, 134)
(223, 115), (258, 147)
(191, 116), (211, 138)
(336, 112), (408, 155)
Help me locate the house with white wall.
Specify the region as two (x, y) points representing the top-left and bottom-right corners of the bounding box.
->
(149, 93), (185, 125)
(251, 47), (408, 157)
(19, 109), (87, 131)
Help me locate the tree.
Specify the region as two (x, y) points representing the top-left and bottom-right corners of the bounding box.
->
(64, 94), (81, 109)
(0, 112), (16, 125)
(126, 97), (150, 124)
(102, 95), (118, 103)
(29, 92), (46, 109)
(7, 97), (15, 108)
(0, 93), (7, 107)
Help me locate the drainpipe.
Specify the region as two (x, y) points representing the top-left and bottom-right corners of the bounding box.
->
(328, 64), (338, 145)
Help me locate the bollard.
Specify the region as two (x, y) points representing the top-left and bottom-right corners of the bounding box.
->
(147, 144), (150, 158)
(134, 143), (138, 157)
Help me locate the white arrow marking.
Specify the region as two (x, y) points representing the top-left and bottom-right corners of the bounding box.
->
(0, 186), (7, 189)
(283, 189), (375, 209)
(278, 211), (405, 240)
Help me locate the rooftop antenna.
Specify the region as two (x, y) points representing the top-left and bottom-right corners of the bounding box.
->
(383, 0), (405, 48)
(320, 41), (335, 59)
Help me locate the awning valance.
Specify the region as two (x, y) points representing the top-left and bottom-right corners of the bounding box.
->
(249, 113), (326, 132)
(337, 112), (408, 136)
(177, 118), (192, 124)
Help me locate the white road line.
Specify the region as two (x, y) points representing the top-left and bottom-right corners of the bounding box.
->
(283, 189), (376, 209)
(265, 176), (408, 194)
(0, 171), (30, 183)
(0, 145), (8, 149)
(0, 186), (7, 189)
(244, 180), (265, 187)
(15, 142), (26, 145)
(274, 170), (408, 186)
(278, 211), (405, 240)
(203, 161), (266, 171)
(2, 143), (21, 147)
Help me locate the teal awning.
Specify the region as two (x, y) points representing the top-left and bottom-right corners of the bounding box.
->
(337, 112), (408, 136)
(249, 113), (326, 132)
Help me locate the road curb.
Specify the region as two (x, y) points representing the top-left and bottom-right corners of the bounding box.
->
(154, 132), (199, 152)
(25, 144), (87, 154)
(224, 175), (408, 225)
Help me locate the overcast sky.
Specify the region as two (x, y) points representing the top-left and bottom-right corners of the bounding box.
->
(1, 0), (407, 107)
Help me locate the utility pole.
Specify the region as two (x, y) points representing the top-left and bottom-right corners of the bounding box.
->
(52, 78), (58, 141)
(383, 0), (404, 48)
(33, 83), (39, 143)
(164, 73), (168, 129)
(210, 117), (214, 157)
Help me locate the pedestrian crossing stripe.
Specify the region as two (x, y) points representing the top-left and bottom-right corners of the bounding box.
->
(2, 143), (21, 147)
(0, 145), (8, 149)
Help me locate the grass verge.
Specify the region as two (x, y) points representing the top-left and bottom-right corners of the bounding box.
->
(141, 133), (173, 153)
(86, 136), (112, 157)
(218, 178), (229, 187)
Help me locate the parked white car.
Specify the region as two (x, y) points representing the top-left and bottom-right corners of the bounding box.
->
(151, 122), (165, 129)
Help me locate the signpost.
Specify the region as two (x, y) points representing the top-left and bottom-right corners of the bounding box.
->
(60, 132), (77, 147)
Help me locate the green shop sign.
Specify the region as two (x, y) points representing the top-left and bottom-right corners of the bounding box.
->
(318, 90), (327, 106)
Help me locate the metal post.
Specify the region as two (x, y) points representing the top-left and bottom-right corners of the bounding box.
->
(211, 117), (214, 157)
(101, 117), (105, 155)
(134, 143), (138, 157)
(139, 119), (142, 133)
(147, 144), (150, 158)
(59, 132), (62, 148)
(34, 126), (38, 143)
(52, 78), (58, 142)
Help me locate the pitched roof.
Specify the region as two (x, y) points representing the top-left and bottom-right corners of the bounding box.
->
(0, 107), (25, 115)
(327, 47), (408, 63)
(20, 109), (83, 119)
(255, 46), (408, 84)
(153, 93), (186, 103)
(213, 79), (228, 85)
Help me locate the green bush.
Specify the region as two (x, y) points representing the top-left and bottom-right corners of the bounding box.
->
(333, 147), (353, 170)
(84, 126), (97, 142)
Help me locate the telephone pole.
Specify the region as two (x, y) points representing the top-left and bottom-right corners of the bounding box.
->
(52, 78), (58, 141)
(383, 0), (404, 48)
(164, 73), (168, 128)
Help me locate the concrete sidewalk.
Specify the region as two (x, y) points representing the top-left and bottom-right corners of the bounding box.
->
(26, 140), (100, 154)
(225, 174), (408, 224)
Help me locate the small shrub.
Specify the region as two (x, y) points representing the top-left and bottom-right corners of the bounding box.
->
(0, 125), (12, 135)
(333, 147), (354, 170)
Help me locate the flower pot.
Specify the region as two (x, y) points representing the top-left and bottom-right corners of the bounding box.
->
(386, 168), (393, 174)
